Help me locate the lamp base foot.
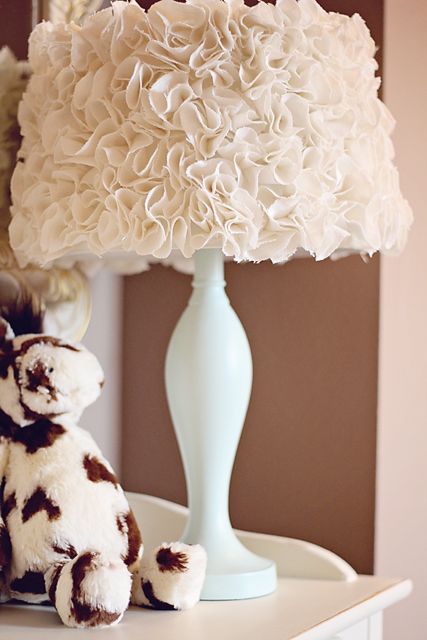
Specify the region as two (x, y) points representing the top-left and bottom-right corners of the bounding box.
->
(201, 560), (277, 601)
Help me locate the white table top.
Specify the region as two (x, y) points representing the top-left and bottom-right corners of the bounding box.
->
(0, 575), (412, 640)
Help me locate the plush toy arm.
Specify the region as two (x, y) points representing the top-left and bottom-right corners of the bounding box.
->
(132, 543), (207, 611)
(0, 438), (11, 575)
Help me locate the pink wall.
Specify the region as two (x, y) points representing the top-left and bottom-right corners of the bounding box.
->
(376, 1), (427, 637)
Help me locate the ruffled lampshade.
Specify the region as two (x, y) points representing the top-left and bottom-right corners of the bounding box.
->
(8, 0), (412, 602)
(10, 0), (411, 268)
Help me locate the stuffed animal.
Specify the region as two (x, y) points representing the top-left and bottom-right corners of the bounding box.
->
(0, 302), (206, 628)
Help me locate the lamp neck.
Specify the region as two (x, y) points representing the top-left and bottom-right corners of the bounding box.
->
(190, 249), (226, 306)
(192, 249), (225, 289)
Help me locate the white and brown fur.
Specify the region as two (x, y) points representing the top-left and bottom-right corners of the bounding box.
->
(0, 305), (206, 628)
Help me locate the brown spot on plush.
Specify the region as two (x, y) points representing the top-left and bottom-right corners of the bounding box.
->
(142, 580), (176, 611)
(70, 552), (121, 627)
(22, 487), (61, 523)
(16, 399), (42, 423)
(11, 570), (46, 595)
(13, 420), (65, 454)
(48, 564), (64, 606)
(2, 492), (17, 519)
(72, 603), (121, 627)
(116, 514), (125, 534)
(83, 454), (118, 487)
(70, 551), (96, 620)
(125, 511), (142, 567)
(52, 542), (77, 559)
(0, 409), (18, 438)
(71, 551), (97, 607)
(26, 361), (58, 401)
(156, 547), (188, 573)
(71, 552), (95, 596)
(26, 361), (50, 392)
(117, 511), (142, 567)
(12, 366), (63, 423)
(0, 524), (12, 568)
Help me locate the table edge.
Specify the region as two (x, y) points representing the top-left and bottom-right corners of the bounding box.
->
(293, 578), (413, 640)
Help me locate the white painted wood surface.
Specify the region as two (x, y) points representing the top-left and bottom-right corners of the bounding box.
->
(0, 575), (411, 640)
(0, 495), (411, 640)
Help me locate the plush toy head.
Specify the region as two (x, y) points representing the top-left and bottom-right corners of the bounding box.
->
(0, 305), (104, 427)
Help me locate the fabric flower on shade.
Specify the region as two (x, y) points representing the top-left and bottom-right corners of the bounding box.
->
(9, 0), (412, 268)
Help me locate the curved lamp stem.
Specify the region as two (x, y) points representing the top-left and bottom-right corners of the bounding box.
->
(165, 249), (276, 599)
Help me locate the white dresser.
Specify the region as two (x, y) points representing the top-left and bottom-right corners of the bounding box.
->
(0, 494), (412, 639)
(0, 574), (411, 640)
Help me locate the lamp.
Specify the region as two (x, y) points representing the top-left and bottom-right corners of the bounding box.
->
(9, 0), (412, 600)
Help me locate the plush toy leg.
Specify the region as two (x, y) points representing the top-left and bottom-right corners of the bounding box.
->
(132, 542), (207, 611)
(45, 551), (132, 628)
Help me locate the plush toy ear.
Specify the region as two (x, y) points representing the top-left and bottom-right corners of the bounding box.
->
(0, 317), (15, 348)
(0, 292), (44, 338)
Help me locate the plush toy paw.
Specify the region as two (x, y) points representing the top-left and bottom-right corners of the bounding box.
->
(45, 551), (132, 628)
(132, 542), (207, 611)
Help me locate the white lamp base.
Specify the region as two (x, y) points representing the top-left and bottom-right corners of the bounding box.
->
(201, 542), (276, 600)
(165, 249), (277, 600)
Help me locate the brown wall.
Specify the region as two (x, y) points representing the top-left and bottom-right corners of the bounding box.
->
(0, 0), (33, 58)
(123, 256), (380, 574)
(122, 0), (383, 575)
